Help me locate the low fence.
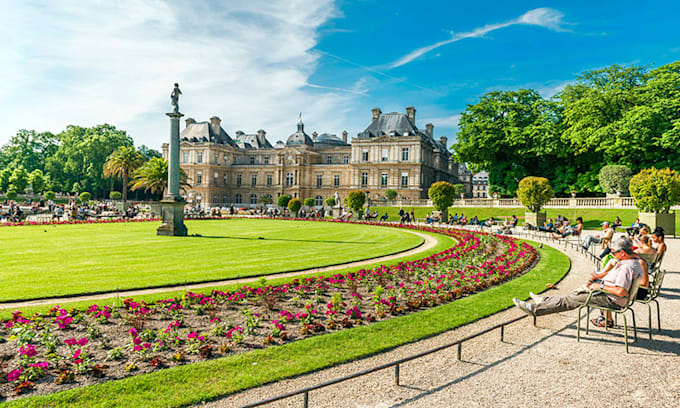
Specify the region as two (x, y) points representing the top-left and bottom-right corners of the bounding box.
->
(373, 196), (646, 209)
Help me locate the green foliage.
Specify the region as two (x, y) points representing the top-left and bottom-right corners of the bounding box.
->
(303, 198), (315, 207)
(629, 167), (680, 213)
(129, 158), (189, 198)
(598, 165), (632, 194)
(517, 176), (554, 213)
(9, 166), (29, 193)
(79, 192), (92, 203)
(428, 181), (456, 211)
(277, 194), (291, 208)
(103, 146), (145, 201)
(0, 168), (12, 192)
(452, 184), (466, 197)
(346, 190), (366, 213)
(109, 191), (122, 200)
(325, 197), (336, 207)
(258, 194), (273, 205)
(384, 189), (397, 201)
(6, 189), (17, 200)
(29, 169), (46, 193)
(0, 129), (58, 173)
(44, 191), (56, 201)
(287, 198), (302, 213)
(136, 145), (162, 161)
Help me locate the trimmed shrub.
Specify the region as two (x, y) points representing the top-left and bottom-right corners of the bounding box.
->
(629, 167), (680, 213)
(44, 191), (56, 201)
(346, 191), (366, 214)
(79, 191), (92, 203)
(304, 198), (315, 207)
(6, 189), (18, 200)
(277, 194), (291, 208)
(384, 189), (397, 201)
(517, 177), (554, 213)
(109, 191), (123, 200)
(599, 165), (632, 194)
(428, 181), (456, 212)
(325, 197), (336, 207)
(288, 198), (302, 214)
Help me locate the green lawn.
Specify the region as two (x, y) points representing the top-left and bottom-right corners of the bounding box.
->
(0, 219), (423, 302)
(2, 242), (569, 408)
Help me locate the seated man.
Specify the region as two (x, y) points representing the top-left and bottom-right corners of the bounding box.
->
(582, 221), (613, 256)
(553, 217), (583, 239)
(379, 212), (389, 222)
(513, 236), (643, 317)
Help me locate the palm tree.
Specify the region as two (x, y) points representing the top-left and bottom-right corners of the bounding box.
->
(103, 146), (144, 202)
(130, 157), (190, 199)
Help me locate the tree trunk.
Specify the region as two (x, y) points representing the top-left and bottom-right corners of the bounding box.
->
(122, 173), (128, 202)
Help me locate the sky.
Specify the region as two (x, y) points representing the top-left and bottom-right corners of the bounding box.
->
(1, 0), (679, 151)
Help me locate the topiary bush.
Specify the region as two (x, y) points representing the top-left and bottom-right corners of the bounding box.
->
(287, 198), (302, 214)
(346, 191), (366, 216)
(6, 189), (18, 200)
(44, 191), (56, 201)
(517, 176), (554, 213)
(79, 191), (92, 203)
(277, 194), (291, 208)
(384, 189), (397, 201)
(109, 191), (122, 200)
(428, 181), (456, 212)
(599, 164), (632, 194)
(629, 167), (680, 213)
(325, 197), (336, 207)
(304, 198), (315, 207)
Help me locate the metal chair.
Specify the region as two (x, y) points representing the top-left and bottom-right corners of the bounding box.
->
(634, 268), (666, 340)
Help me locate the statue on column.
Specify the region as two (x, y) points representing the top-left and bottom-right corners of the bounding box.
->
(171, 83), (182, 113)
(334, 191), (341, 208)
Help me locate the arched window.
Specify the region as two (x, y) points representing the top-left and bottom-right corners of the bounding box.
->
(250, 194), (257, 204)
(235, 194), (242, 204)
(315, 195), (323, 206)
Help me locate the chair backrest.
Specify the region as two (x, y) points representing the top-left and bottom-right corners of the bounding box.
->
(651, 250), (665, 270)
(647, 269), (666, 299)
(623, 278), (642, 309)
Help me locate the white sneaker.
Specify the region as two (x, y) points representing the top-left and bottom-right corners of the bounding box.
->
(513, 298), (535, 316)
(529, 292), (543, 304)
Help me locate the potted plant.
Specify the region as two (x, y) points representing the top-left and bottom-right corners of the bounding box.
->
(629, 167), (680, 234)
(516, 176), (554, 227)
(428, 181), (457, 223)
(287, 198), (302, 217)
(346, 190), (366, 219)
(599, 164), (632, 197)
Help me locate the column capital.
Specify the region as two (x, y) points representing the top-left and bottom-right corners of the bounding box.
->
(166, 112), (184, 119)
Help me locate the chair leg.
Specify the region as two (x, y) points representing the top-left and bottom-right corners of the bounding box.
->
(577, 306), (582, 341)
(622, 314), (629, 353)
(653, 299), (661, 332)
(630, 309), (637, 342)
(646, 303), (653, 340)
(585, 307), (591, 335)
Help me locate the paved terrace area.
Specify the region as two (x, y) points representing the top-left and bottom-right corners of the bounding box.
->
(205, 228), (679, 408)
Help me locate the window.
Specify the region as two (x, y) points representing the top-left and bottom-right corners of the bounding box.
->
(401, 148), (409, 161)
(197, 152), (203, 163)
(223, 173), (228, 185)
(223, 194), (228, 203)
(250, 194), (257, 204)
(266, 174), (272, 186)
(235, 194), (242, 204)
(264, 156), (270, 165)
(343, 155), (349, 164)
(182, 152), (188, 163)
(362, 149), (368, 162)
(286, 173), (293, 186)
(316, 174), (322, 186)
(196, 172), (202, 184)
(381, 172), (388, 186)
(213, 194), (218, 204)
(249, 156), (255, 165)
(214, 172), (218, 185)
(327, 155), (332, 164)
(381, 148), (388, 161)
(315, 195), (323, 206)
(334, 174), (340, 186)
(251, 174), (257, 187)
(214, 152), (219, 164)
(361, 172), (368, 186)
(223, 155), (228, 165)
(401, 172), (408, 186)
(236, 174), (242, 186)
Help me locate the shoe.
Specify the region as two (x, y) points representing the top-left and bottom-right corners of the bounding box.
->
(513, 298), (535, 316)
(591, 316), (614, 328)
(529, 292), (543, 304)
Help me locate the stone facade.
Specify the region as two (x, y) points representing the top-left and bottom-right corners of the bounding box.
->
(472, 171), (490, 198)
(162, 107), (470, 208)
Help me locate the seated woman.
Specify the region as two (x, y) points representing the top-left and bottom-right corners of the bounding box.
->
(553, 217), (583, 239)
(538, 218), (555, 233)
(651, 228), (667, 266)
(612, 216), (623, 231)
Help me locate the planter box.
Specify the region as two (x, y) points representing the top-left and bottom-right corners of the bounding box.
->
(638, 212), (675, 236)
(524, 211), (546, 227)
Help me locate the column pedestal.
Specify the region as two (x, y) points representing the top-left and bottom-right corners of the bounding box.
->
(157, 197), (187, 236)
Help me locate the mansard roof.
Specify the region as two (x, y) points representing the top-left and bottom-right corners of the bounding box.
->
(286, 122), (314, 146)
(314, 133), (348, 146)
(234, 130), (273, 150)
(358, 112), (421, 138)
(180, 118), (237, 147)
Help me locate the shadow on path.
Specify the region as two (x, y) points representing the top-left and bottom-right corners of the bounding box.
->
(191, 235), (377, 245)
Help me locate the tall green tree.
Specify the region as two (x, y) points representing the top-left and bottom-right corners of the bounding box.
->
(29, 169), (47, 194)
(0, 130), (58, 172)
(9, 166), (29, 193)
(129, 157), (189, 198)
(0, 168), (11, 193)
(103, 146), (145, 202)
(137, 145), (162, 161)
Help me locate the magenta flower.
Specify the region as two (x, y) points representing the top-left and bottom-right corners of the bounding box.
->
(78, 337), (88, 346)
(18, 344), (37, 358)
(8, 369), (22, 382)
(128, 328), (138, 337)
(133, 345), (143, 352)
(64, 338), (77, 346)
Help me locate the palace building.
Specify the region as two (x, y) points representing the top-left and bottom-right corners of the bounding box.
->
(162, 106), (471, 208)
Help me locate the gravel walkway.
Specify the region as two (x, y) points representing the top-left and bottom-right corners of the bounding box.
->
(0, 228), (436, 310)
(202, 229), (680, 408)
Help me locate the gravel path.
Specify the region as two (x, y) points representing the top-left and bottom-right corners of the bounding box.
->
(202, 229), (680, 408)
(0, 228), (437, 310)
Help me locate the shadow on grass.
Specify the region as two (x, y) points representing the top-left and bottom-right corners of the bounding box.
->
(191, 235), (378, 245)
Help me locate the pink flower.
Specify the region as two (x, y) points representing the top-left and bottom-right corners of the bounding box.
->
(29, 362), (49, 370)
(133, 337), (142, 345)
(187, 332), (198, 340)
(64, 338), (77, 346)
(143, 343), (151, 349)
(133, 345), (143, 352)
(78, 338), (88, 346)
(8, 369), (22, 382)
(128, 328), (139, 337)
(210, 317), (221, 323)
(18, 344), (37, 358)
(72, 349), (82, 360)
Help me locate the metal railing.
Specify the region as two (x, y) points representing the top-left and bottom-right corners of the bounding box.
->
(238, 314), (529, 408)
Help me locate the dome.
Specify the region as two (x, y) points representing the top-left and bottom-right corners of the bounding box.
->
(286, 122), (314, 146)
(315, 133), (347, 145)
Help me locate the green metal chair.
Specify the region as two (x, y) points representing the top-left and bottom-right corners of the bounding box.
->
(577, 278), (641, 353)
(635, 268), (666, 340)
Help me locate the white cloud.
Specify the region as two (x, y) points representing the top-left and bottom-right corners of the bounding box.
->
(0, 0), (365, 148)
(390, 8), (567, 68)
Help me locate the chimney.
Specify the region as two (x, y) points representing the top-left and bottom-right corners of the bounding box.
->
(425, 123), (434, 137)
(440, 136), (448, 148)
(209, 116), (222, 136)
(406, 106), (416, 124)
(257, 129), (266, 146)
(371, 107), (382, 121)
(342, 130), (348, 144)
(312, 131), (318, 140)
(185, 118), (196, 128)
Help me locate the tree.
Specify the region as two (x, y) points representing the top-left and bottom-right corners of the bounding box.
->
(29, 169), (46, 194)
(304, 197), (315, 207)
(452, 183), (466, 197)
(629, 168), (680, 213)
(517, 177), (554, 213)
(325, 197), (336, 207)
(79, 192), (92, 203)
(384, 189), (397, 201)
(288, 198), (302, 215)
(137, 145), (162, 161)
(277, 194), (291, 208)
(45, 124), (133, 198)
(428, 181), (456, 221)
(0, 129), (58, 173)
(258, 194), (273, 205)
(599, 165), (632, 194)
(9, 166), (29, 193)
(110, 191), (122, 200)
(129, 157), (189, 198)
(346, 190), (366, 217)
(6, 190), (17, 200)
(0, 168), (11, 193)
(103, 146), (145, 202)
(44, 191), (56, 201)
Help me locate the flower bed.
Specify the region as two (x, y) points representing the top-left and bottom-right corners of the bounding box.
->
(0, 218), (161, 228)
(0, 224), (536, 399)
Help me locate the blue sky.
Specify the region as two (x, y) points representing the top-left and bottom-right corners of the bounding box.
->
(1, 0), (679, 150)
